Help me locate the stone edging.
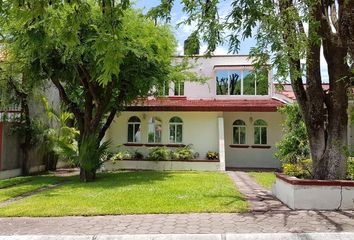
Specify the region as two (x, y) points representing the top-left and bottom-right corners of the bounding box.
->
(275, 172), (354, 187)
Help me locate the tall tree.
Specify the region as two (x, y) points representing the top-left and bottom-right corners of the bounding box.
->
(0, 0), (181, 181)
(150, 0), (354, 180)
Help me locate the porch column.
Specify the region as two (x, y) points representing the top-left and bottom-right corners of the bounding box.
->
(218, 117), (226, 171)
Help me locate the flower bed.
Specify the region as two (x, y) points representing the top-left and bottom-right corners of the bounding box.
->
(102, 159), (220, 172)
(272, 172), (354, 210)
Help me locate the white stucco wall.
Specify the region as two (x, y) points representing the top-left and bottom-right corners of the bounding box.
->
(107, 110), (283, 169)
(107, 111), (222, 160)
(223, 111), (283, 169)
(102, 160), (220, 172)
(273, 176), (354, 210)
(175, 55), (272, 99)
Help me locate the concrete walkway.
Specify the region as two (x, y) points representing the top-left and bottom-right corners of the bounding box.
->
(1, 211), (354, 235)
(227, 171), (289, 211)
(1, 233), (354, 240)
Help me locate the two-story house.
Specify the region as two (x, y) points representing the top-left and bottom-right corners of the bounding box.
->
(105, 55), (289, 170)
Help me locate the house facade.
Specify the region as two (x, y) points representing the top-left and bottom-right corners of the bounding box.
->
(106, 55), (289, 170)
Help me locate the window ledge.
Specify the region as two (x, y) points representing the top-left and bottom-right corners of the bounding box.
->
(165, 144), (186, 148)
(124, 143), (144, 147)
(229, 144), (249, 148)
(144, 143), (165, 147)
(124, 143), (186, 148)
(251, 145), (271, 149)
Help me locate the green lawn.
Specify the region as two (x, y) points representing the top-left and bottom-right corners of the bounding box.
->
(0, 176), (62, 202)
(0, 171), (248, 216)
(0, 176), (32, 189)
(248, 172), (276, 190)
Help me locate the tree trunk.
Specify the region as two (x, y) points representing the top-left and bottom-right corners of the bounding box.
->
(79, 167), (96, 182)
(20, 95), (31, 176)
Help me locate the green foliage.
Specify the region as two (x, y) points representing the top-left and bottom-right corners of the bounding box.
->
(172, 145), (195, 160)
(133, 151), (144, 160)
(275, 103), (310, 164)
(41, 97), (79, 163)
(207, 151), (219, 160)
(111, 151), (132, 162)
(77, 134), (111, 174)
(347, 158), (354, 180)
(283, 159), (312, 179)
(0, 1), (195, 181)
(148, 147), (171, 161)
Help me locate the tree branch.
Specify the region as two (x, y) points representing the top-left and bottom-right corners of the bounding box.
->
(90, 79), (114, 130)
(78, 65), (101, 105)
(98, 109), (117, 143)
(51, 78), (84, 132)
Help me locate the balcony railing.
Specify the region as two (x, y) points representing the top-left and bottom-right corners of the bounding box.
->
(0, 104), (22, 122)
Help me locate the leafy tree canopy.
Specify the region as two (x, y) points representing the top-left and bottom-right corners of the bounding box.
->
(149, 0), (354, 180)
(0, 0), (190, 181)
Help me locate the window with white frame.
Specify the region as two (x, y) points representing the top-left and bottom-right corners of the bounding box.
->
(174, 81), (185, 96)
(254, 119), (267, 145)
(169, 117), (183, 143)
(158, 81), (170, 96)
(148, 117), (162, 143)
(127, 116), (141, 143)
(233, 120), (246, 144)
(216, 68), (268, 96)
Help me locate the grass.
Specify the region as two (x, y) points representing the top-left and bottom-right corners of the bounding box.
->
(0, 176), (32, 189)
(248, 172), (276, 190)
(0, 171), (248, 216)
(0, 176), (62, 202)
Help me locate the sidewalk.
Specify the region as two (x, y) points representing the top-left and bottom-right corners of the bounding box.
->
(1, 211), (354, 235)
(1, 233), (354, 240)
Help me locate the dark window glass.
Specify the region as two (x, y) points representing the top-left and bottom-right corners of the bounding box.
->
(229, 71), (241, 95)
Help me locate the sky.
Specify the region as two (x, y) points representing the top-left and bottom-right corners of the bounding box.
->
(133, 0), (329, 82)
(133, 0), (257, 56)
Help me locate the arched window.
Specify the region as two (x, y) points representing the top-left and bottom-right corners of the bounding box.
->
(233, 120), (246, 144)
(254, 119), (267, 144)
(148, 117), (162, 143)
(169, 117), (183, 143)
(127, 116), (141, 143)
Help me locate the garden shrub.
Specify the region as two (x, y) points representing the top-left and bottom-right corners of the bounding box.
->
(172, 145), (194, 160)
(134, 151), (144, 160)
(283, 159), (312, 179)
(148, 147), (171, 161)
(347, 157), (354, 180)
(275, 103), (310, 164)
(111, 151), (132, 162)
(207, 151), (219, 160)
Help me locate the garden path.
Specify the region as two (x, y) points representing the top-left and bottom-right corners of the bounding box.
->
(0, 182), (64, 208)
(227, 171), (290, 212)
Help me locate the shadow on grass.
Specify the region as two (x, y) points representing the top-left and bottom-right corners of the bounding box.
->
(43, 171), (175, 191)
(206, 194), (247, 206)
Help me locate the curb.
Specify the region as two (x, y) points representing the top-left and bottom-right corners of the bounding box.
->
(1, 233), (354, 240)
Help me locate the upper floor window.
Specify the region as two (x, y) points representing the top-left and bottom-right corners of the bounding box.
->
(169, 117), (183, 143)
(128, 116), (141, 143)
(254, 119), (267, 145)
(148, 117), (162, 143)
(233, 120), (246, 144)
(216, 68), (268, 96)
(174, 81), (185, 96)
(158, 81), (170, 96)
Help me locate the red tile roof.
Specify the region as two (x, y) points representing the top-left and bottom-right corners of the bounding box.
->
(125, 97), (284, 112)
